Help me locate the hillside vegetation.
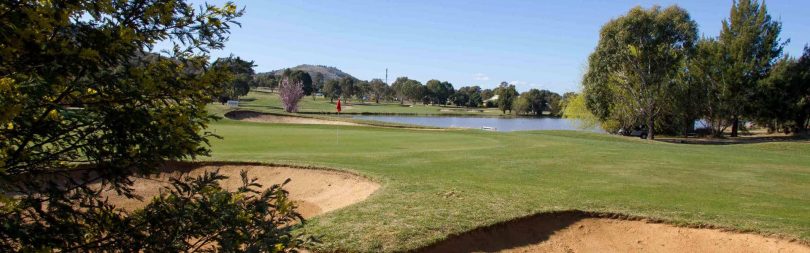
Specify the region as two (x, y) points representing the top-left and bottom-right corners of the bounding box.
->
(259, 64), (356, 81)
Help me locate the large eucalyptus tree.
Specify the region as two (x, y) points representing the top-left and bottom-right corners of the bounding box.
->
(583, 5), (697, 139)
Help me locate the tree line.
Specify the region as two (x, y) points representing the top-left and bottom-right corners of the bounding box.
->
(572, 0), (809, 139)
(226, 67), (570, 117)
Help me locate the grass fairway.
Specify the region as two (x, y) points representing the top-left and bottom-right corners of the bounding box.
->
(204, 118), (810, 252)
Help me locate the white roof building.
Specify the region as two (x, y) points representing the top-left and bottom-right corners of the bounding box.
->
(484, 94), (499, 103)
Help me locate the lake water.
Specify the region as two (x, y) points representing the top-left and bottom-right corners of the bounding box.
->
(352, 115), (603, 132)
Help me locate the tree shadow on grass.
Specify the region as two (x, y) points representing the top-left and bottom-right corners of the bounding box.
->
(656, 134), (809, 145)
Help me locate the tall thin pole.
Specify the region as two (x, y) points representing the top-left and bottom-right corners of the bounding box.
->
(385, 68), (388, 85)
(336, 111), (340, 145)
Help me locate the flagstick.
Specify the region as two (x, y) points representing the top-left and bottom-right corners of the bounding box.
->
(336, 111), (340, 145)
(336, 99), (341, 145)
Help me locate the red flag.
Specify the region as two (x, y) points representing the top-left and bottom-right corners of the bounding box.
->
(336, 99), (342, 113)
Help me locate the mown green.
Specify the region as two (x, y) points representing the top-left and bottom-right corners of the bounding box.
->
(205, 113), (810, 252)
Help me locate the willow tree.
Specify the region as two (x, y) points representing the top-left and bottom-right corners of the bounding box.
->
(583, 5), (697, 139)
(718, 0), (783, 137)
(562, 93), (601, 130)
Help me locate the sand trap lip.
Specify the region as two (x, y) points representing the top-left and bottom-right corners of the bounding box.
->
(418, 211), (809, 253)
(225, 110), (360, 126)
(103, 163), (379, 218)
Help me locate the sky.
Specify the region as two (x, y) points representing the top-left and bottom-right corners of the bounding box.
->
(195, 0), (810, 94)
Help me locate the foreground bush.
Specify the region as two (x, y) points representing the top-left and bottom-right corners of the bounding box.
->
(131, 170), (309, 252)
(0, 0), (310, 251)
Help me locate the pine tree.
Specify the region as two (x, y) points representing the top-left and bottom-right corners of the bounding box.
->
(718, 0), (783, 136)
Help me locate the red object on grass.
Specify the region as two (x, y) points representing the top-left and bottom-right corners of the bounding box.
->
(336, 99), (342, 113)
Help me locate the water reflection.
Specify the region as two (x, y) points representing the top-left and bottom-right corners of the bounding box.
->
(353, 115), (603, 132)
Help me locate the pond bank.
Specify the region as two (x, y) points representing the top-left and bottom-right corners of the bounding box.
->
(352, 115), (602, 132)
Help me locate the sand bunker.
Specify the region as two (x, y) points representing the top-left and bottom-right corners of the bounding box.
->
(104, 164), (379, 218)
(419, 211), (809, 253)
(226, 111), (360, 126)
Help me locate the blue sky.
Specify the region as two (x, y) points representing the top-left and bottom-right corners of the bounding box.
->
(199, 0), (810, 94)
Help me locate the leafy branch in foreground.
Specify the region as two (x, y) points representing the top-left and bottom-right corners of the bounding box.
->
(132, 170), (311, 252)
(0, 0), (311, 251)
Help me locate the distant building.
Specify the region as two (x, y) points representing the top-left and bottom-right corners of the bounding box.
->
(484, 95), (499, 103)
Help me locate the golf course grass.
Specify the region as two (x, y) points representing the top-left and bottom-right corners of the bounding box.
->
(204, 106), (810, 252)
(234, 91), (506, 116)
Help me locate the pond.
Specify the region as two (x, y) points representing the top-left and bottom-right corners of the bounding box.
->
(352, 115), (603, 132)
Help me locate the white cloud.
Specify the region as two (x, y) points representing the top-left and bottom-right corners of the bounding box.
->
(509, 80), (527, 86)
(473, 73), (490, 81)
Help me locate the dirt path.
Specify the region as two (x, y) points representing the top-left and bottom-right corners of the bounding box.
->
(103, 164), (379, 218)
(225, 110), (360, 126)
(419, 211), (809, 253)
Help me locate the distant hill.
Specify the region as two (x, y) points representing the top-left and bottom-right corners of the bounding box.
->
(259, 64), (356, 81)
